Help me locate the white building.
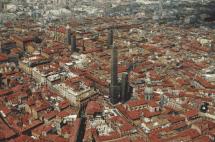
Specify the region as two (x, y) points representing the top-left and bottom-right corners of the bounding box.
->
(53, 79), (97, 106)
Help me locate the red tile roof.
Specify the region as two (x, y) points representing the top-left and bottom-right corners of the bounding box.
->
(164, 128), (200, 142)
(0, 106), (11, 116)
(83, 128), (93, 141)
(195, 76), (215, 89)
(110, 137), (131, 142)
(86, 101), (103, 115)
(42, 110), (58, 120)
(183, 109), (198, 119)
(0, 53), (8, 62)
(69, 118), (81, 142)
(0, 89), (13, 97)
(57, 108), (76, 118)
(126, 110), (142, 120)
(96, 131), (120, 142)
(193, 135), (212, 142)
(32, 124), (53, 136)
(209, 128), (215, 136)
(167, 115), (184, 124)
(168, 122), (187, 131)
(127, 99), (147, 108)
(58, 100), (70, 110)
(110, 116), (134, 132)
(148, 101), (158, 107)
(142, 109), (161, 118)
(132, 137), (146, 142)
(0, 118), (16, 140)
(44, 134), (68, 142)
(9, 135), (33, 142)
(192, 120), (215, 132)
(148, 70), (161, 80)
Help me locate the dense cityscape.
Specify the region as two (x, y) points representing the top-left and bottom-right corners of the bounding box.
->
(0, 0), (215, 142)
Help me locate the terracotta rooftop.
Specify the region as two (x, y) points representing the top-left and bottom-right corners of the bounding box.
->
(86, 101), (103, 115)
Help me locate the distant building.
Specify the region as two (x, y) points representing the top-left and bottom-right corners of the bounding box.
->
(19, 55), (51, 75)
(0, 40), (16, 54)
(144, 86), (153, 100)
(53, 77), (98, 107)
(10, 35), (34, 51)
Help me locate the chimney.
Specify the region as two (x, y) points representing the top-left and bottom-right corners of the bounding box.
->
(107, 29), (114, 48)
(71, 33), (77, 52)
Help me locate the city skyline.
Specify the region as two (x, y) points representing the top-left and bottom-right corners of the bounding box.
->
(0, 0), (215, 142)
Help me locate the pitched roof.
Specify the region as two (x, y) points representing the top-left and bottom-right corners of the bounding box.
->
(86, 101), (103, 115)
